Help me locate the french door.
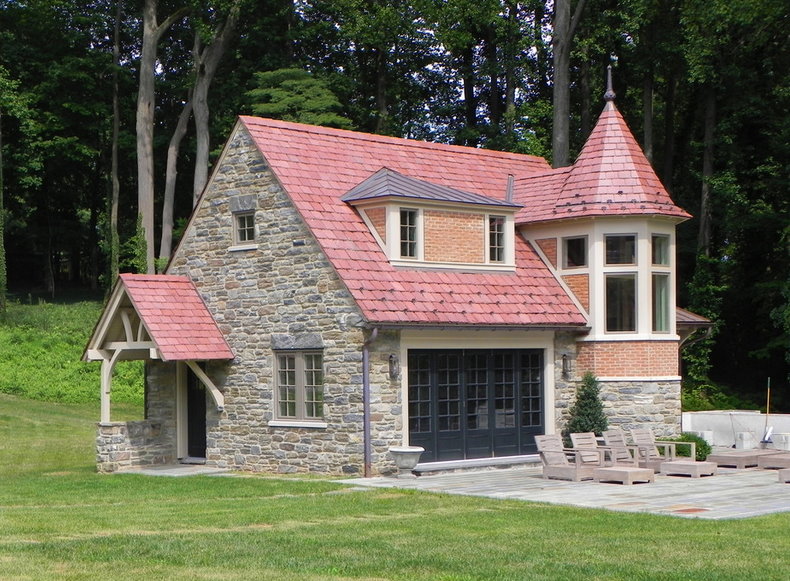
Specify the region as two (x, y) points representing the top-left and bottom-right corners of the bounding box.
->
(408, 349), (544, 462)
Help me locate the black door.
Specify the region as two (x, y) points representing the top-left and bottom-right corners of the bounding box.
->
(408, 349), (544, 462)
(186, 368), (207, 459)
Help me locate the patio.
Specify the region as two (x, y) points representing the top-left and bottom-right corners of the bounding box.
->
(340, 465), (790, 520)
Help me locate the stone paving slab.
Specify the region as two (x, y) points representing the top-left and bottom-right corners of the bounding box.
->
(340, 466), (790, 520)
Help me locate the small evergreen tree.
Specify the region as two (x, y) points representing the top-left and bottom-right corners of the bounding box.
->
(564, 372), (608, 439)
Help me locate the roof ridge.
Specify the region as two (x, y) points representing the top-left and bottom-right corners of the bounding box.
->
(239, 115), (548, 168)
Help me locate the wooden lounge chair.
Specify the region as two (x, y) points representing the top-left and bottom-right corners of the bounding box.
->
(601, 429), (639, 466)
(630, 428), (696, 472)
(534, 434), (603, 482)
(570, 432), (633, 466)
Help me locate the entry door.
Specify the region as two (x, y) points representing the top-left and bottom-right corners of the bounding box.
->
(186, 367), (207, 459)
(407, 349), (544, 463)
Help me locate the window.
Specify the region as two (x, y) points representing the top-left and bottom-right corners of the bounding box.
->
(488, 215), (505, 263)
(234, 212), (255, 244)
(276, 352), (324, 420)
(652, 274), (670, 332)
(563, 236), (587, 268)
(606, 274), (636, 332)
(652, 235), (670, 265)
(400, 208), (418, 258)
(605, 235), (636, 265)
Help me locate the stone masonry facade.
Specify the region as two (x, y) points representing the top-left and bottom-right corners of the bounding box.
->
(163, 127), (402, 476)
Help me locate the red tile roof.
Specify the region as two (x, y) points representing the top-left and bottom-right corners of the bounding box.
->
(120, 274), (234, 361)
(515, 102), (690, 224)
(239, 116), (587, 328)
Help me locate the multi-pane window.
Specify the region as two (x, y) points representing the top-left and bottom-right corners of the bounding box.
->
(234, 212), (255, 244)
(275, 352), (324, 420)
(652, 273), (670, 333)
(400, 208), (418, 258)
(563, 236), (587, 268)
(488, 215), (506, 262)
(606, 274), (636, 332)
(605, 234), (636, 265)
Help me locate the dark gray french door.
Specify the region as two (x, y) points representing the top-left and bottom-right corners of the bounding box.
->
(408, 349), (544, 462)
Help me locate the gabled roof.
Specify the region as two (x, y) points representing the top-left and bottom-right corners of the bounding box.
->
(515, 102), (690, 224)
(84, 274), (233, 361)
(239, 116), (586, 328)
(342, 167), (521, 209)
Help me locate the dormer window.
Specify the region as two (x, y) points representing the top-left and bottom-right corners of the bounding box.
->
(488, 216), (505, 263)
(400, 208), (419, 258)
(343, 168), (520, 271)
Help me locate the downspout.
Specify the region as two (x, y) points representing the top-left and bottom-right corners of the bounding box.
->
(362, 327), (379, 477)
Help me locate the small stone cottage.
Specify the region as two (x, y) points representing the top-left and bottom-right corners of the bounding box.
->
(85, 86), (707, 476)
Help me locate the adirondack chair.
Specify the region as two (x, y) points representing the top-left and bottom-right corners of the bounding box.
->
(630, 428), (696, 472)
(569, 432), (611, 465)
(601, 429), (639, 466)
(534, 434), (603, 482)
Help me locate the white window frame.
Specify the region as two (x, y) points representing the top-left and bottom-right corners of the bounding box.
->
(488, 214), (506, 263)
(230, 211), (256, 251)
(562, 235), (588, 269)
(399, 207), (420, 260)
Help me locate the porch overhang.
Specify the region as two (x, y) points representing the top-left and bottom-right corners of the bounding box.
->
(83, 274), (234, 422)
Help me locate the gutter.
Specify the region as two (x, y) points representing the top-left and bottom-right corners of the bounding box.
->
(362, 327), (379, 477)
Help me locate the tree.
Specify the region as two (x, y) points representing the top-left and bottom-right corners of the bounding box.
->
(137, 0), (189, 274)
(551, 0), (587, 167)
(246, 68), (353, 129)
(564, 372), (608, 438)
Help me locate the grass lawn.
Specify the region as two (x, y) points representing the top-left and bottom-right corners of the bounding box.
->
(1, 394), (789, 580)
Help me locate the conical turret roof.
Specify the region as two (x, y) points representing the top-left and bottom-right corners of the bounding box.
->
(515, 101), (690, 223)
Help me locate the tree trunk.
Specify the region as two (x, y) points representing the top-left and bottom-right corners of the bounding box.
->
(503, 1), (517, 139)
(552, 0), (586, 168)
(110, 0), (121, 286)
(461, 45), (477, 146)
(661, 72), (678, 189)
(191, 1), (240, 203)
(643, 73), (654, 163)
(159, 98), (193, 263)
(136, 0), (188, 273)
(698, 86), (716, 256)
(373, 47), (389, 135)
(580, 50), (591, 140)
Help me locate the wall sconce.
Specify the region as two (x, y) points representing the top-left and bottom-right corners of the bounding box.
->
(388, 354), (401, 380)
(562, 354), (575, 380)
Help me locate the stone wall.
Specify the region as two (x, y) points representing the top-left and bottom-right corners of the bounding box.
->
(166, 127), (403, 476)
(96, 420), (174, 473)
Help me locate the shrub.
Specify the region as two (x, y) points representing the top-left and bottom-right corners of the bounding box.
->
(564, 372), (608, 443)
(658, 433), (712, 461)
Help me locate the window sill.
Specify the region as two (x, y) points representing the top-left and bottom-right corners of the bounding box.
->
(269, 420), (328, 429)
(229, 244), (257, 252)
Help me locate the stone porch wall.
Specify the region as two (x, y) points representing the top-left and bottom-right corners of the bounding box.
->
(96, 421), (175, 473)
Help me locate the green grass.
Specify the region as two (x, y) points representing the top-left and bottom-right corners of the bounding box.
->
(1, 394), (790, 580)
(0, 300), (143, 406)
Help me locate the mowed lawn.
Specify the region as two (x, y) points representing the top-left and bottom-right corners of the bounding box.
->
(1, 394), (789, 580)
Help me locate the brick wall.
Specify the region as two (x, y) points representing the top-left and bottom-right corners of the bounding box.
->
(535, 237), (557, 267)
(576, 340), (679, 377)
(365, 207), (386, 243)
(562, 274), (589, 311)
(424, 209), (485, 263)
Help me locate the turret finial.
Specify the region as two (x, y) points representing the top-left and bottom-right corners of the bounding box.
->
(604, 64), (616, 102)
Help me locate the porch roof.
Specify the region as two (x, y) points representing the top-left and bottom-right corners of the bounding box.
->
(83, 274), (233, 362)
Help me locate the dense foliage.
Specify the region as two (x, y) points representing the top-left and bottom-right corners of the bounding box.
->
(0, 300), (143, 405)
(0, 0), (787, 407)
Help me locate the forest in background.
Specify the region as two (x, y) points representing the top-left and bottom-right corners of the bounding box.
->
(0, 0), (787, 409)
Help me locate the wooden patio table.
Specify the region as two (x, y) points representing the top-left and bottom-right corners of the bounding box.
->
(707, 449), (781, 469)
(593, 466), (654, 485)
(660, 460), (717, 478)
(757, 453), (790, 470)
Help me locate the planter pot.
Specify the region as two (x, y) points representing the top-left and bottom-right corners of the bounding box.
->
(388, 446), (425, 478)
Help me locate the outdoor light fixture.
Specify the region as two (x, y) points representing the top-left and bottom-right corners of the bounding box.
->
(388, 354), (401, 380)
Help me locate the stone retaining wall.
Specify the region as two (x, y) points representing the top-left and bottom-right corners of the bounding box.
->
(96, 420), (175, 473)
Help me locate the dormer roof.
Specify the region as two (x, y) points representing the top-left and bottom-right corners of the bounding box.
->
(515, 102), (690, 224)
(342, 167), (521, 209)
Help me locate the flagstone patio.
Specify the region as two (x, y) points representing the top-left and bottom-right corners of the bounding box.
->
(340, 465), (790, 520)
